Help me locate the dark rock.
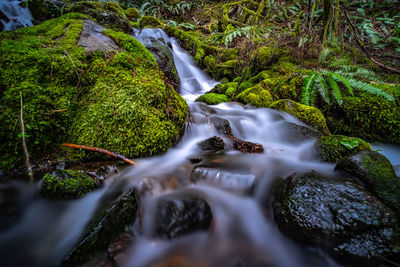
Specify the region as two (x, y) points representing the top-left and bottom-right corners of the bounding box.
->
(40, 169), (99, 199)
(61, 190), (138, 266)
(335, 150), (400, 216)
(197, 136), (225, 152)
(191, 167), (255, 193)
(28, 0), (62, 22)
(273, 171), (399, 261)
(78, 20), (118, 53)
(143, 38), (181, 90)
(210, 117), (232, 135)
(279, 121), (321, 144)
(154, 196), (212, 239)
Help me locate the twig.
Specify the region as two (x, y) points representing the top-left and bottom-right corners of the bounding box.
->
(19, 92), (33, 182)
(61, 143), (136, 165)
(51, 108), (68, 113)
(343, 9), (400, 74)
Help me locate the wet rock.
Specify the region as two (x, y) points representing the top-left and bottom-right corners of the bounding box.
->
(40, 169), (98, 199)
(28, 0), (62, 22)
(279, 121), (321, 144)
(210, 117), (232, 135)
(191, 167), (255, 193)
(195, 93), (229, 105)
(317, 135), (371, 162)
(335, 150), (400, 216)
(142, 38), (181, 90)
(197, 136), (225, 152)
(154, 196), (213, 239)
(78, 20), (118, 53)
(273, 171), (399, 261)
(61, 190), (138, 266)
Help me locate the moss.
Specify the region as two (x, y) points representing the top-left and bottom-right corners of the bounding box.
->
(225, 87), (236, 98)
(252, 45), (284, 73)
(140, 15), (162, 28)
(317, 135), (371, 162)
(236, 83), (273, 108)
(0, 14), (188, 171)
(27, 0), (62, 22)
(216, 60), (241, 80)
(220, 48), (239, 61)
(203, 55), (216, 73)
(195, 93), (229, 105)
(270, 99), (331, 135)
(324, 87), (400, 144)
(40, 169), (97, 199)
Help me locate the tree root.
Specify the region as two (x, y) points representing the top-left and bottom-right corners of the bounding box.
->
(61, 143), (136, 165)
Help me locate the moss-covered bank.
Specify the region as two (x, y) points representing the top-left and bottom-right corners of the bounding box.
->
(0, 13), (188, 171)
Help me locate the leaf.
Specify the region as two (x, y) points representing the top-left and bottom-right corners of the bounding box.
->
(300, 72), (316, 106)
(340, 140), (359, 149)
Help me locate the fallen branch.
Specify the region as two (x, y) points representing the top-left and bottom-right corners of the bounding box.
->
(344, 10), (400, 74)
(226, 134), (264, 153)
(19, 92), (34, 182)
(61, 143), (136, 165)
(51, 108), (68, 113)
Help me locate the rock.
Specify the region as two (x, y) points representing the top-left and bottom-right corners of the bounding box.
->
(61, 190), (138, 266)
(191, 167), (255, 193)
(236, 83), (274, 108)
(270, 99), (331, 135)
(125, 7), (140, 21)
(317, 135), (371, 162)
(78, 20), (118, 53)
(140, 15), (162, 28)
(195, 93), (229, 105)
(197, 136), (225, 152)
(210, 116), (232, 135)
(279, 121), (321, 144)
(40, 169), (98, 199)
(154, 196), (212, 239)
(335, 150), (400, 216)
(273, 171), (399, 261)
(142, 37), (181, 90)
(27, 0), (62, 22)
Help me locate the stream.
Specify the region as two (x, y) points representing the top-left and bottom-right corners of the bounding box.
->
(0, 26), (399, 267)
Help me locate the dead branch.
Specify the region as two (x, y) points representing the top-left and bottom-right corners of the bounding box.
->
(343, 10), (400, 74)
(61, 143), (136, 165)
(51, 108), (68, 113)
(226, 134), (264, 153)
(19, 92), (34, 182)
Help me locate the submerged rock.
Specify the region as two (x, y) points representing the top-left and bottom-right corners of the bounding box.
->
(62, 190), (138, 266)
(335, 150), (400, 216)
(317, 135), (371, 162)
(279, 121), (321, 144)
(191, 167), (255, 193)
(40, 169), (98, 199)
(273, 172), (399, 261)
(197, 136), (225, 152)
(154, 196), (213, 239)
(211, 117), (233, 136)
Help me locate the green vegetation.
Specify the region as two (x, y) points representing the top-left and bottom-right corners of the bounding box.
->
(317, 135), (371, 162)
(195, 93), (229, 105)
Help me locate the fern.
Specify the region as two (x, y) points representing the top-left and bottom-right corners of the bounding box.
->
(224, 26), (254, 47)
(301, 68), (394, 107)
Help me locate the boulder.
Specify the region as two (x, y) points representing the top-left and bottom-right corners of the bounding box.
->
(196, 93), (229, 105)
(154, 196), (212, 239)
(40, 169), (98, 199)
(335, 150), (400, 216)
(273, 171), (399, 261)
(317, 135), (371, 162)
(197, 136), (225, 152)
(78, 20), (118, 53)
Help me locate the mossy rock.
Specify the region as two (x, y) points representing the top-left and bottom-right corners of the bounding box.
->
(252, 45), (284, 74)
(64, 1), (130, 32)
(225, 87), (236, 98)
(336, 150), (400, 217)
(236, 83), (273, 108)
(196, 93), (229, 105)
(270, 99), (330, 135)
(324, 89), (400, 144)
(27, 0), (62, 22)
(140, 15), (162, 28)
(216, 60), (241, 80)
(40, 169), (98, 199)
(317, 135), (371, 162)
(0, 14), (188, 171)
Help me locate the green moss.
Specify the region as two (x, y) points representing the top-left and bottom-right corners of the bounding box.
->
(28, 0), (61, 22)
(225, 87), (236, 98)
(252, 45), (284, 73)
(40, 169), (97, 199)
(220, 48), (239, 61)
(195, 93), (229, 105)
(324, 87), (400, 144)
(216, 60), (240, 80)
(0, 14), (188, 171)
(317, 135), (371, 162)
(236, 83), (274, 108)
(203, 55), (216, 73)
(140, 15), (162, 28)
(270, 99), (331, 135)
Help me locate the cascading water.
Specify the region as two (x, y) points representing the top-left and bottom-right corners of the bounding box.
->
(0, 0), (33, 31)
(0, 28), (343, 267)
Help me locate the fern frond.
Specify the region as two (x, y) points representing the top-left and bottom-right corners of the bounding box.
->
(346, 78), (394, 101)
(314, 73), (331, 104)
(301, 72), (317, 106)
(319, 48), (334, 63)
(329, 71), (355, 96)
(354, 67), (383, 83)
(326, 75), (343, 105)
